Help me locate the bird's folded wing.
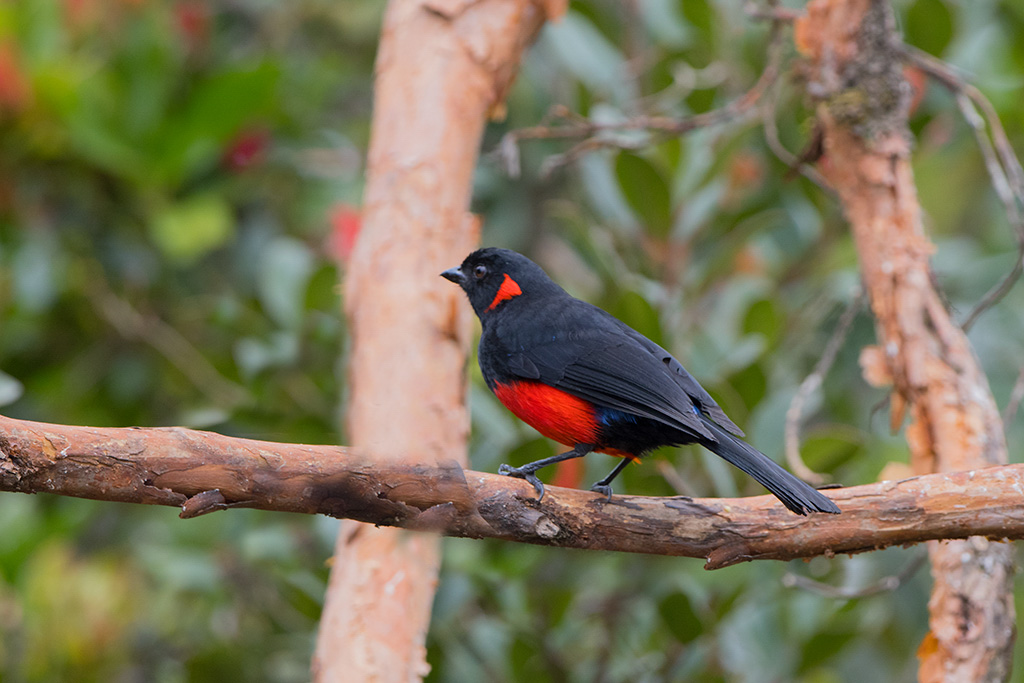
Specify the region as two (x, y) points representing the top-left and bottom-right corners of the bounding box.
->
(618, 328), (744, 436)
(511, 339), (718, 441)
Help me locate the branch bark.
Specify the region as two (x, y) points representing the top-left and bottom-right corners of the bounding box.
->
(3, 414), (1024, 571)
(314, 0), (565, 680)
(796, 1), (1015, 680)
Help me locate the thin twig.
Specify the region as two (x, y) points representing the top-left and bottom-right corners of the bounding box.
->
(963, 254), (1024, 333)
(955, 93), (1022, 224)
(744, 1), (799, 23)
(782, 552), (927, 599)
(760, 78), (834, 194)
(656, 460), (698, 497)
(902, 46), (1024, 330)
(498, 0), (790, 177)
(784, 289), (864, 484)
(952, 89), (1024, 331)
(1004, 366), (1024, 424)
(85, 278), (249, 410)
(539, 137), (648, 179)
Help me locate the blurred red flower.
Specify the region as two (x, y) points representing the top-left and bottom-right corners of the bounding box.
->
(0, 42), (29, 112)
(222, 128), (270, 172)
(327, 204), (362, 265)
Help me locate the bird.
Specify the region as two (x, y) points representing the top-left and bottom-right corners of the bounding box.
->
(441, 247), (840, 516)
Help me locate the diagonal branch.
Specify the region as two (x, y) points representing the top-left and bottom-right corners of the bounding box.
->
(796, 2), (1014, 680)
(2, 413), (1023, 571)
(85, 276), (249, 410)
(784, 288), (864, 483)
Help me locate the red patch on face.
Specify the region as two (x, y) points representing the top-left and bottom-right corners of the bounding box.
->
(486, 273), (522, 311)
(494, 381), (599, 447)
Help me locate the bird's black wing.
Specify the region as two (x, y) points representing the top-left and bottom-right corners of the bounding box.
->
(498, 298), (740, 441)
(614, 323), (743, 436)
(506, 334), (713, 441)
(558, 341), (717, 440)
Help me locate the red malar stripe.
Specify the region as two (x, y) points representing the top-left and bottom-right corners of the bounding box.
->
(487, 273), (522, 311)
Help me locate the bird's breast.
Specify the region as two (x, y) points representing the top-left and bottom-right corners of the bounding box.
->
(492, 380), (600, 447)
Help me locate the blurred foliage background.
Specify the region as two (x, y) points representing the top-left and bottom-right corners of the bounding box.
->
(0, 0), (1022, 681)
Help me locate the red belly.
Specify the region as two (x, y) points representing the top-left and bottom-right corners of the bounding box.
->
(493, 381), (600, 447)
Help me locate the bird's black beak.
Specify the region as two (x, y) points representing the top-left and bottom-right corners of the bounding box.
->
(441, 267), (465, 284)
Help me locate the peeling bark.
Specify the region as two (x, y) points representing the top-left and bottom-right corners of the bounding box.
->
(4, 414), (1024, 570)
(796, 1), (1015, 680)
(314, 1), (565, 681)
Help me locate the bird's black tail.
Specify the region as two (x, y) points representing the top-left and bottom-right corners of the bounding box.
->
(700, 418), (840, 515)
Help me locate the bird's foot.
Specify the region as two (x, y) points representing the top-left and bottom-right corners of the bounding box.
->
(589, 483), (614, 502)
(498, 464), (546, 501)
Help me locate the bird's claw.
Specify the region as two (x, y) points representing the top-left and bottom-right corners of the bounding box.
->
(498, 464), (546, 501)
(590, 483), (613, 501)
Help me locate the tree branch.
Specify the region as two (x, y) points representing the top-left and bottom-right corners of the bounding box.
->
(3, 414), (1024, 571)
(313, 0), (563, 679)
(796, 1), (1015, 680)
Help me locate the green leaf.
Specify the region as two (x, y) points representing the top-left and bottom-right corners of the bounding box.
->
(149, 194), (234, 263)
(905, 0), (954, 56)
(153, 62), (280, 184)
(685, 87), (717, 114)
(742, 298), (782, 346)
(615, 152), (673, 237)
(542, 12), (633, 103)
(67, 106), (148, 182)
(799, 629), (856, 672)
(801, 431), (864, 470)
(728, 362), (767, 410)
(659, 592), (702, 643)
(679, 0), (715, 67)
(680, 0), (713, 34)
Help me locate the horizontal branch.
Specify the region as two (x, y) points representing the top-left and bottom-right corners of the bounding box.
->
(0, 414), (1020, 569)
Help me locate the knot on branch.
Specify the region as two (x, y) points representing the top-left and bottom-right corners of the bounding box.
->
(798, 0), (911, 141)
(0, 434), (30, 487)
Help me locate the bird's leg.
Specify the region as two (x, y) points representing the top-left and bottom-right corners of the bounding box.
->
(498, 443), (594, 502)
(589, 457), (632, 501)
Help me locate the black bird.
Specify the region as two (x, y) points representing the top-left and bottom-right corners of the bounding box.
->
(442, 248), (839, 515)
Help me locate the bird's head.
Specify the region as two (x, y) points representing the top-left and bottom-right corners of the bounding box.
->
(441, 248), (561, 319)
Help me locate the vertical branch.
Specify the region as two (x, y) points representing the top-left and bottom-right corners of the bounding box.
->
(312, 1), (564, 681)
(795, 1), (1015, 681)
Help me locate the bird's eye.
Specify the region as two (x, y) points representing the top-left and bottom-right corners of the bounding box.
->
(473, 264), (487, 279)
